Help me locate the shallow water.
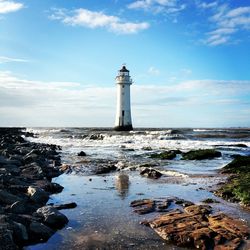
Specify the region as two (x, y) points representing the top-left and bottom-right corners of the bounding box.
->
(25, 128), (250, 250)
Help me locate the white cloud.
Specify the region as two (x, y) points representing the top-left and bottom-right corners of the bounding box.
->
(226, 7), (250, 18)
(127, 0), (186, 15)
(197, 1), (217, 9)
(204, 4), (250, 46)
(50, 8), (149, 34)
(0, 56), (28, 64)
(0, 0), (23, 14)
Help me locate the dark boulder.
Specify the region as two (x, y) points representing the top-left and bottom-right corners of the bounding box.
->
(9, 200), (38, 214)
(0, 228), (18, 250)
(233, 144), (248, 148)
(12, 221), (28, 244)
(29, 221), (55, 242)
(35, 206), (68, 229)
(53, 202), (77, 210)
(44, 182), (64, 194)
(77, 151), (86, 157)
(0, 190), (22, 205)
(27, 186), (49, 204)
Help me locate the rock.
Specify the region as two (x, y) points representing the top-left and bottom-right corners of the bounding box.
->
(140, 167), (162, 179)
(0, 228), (18, 250)
(12, 221), (28, 243)
(44, 182), (64, 194)
(233, 144), (248, 148)
(35, 206), (68, 229)
(60, 164), (72, 173)
(43, 166), (61, 179)
(136, 201), (249, 249)
(0, 156), (7, 165)
(21, 163), (44, 179)
(10, 201), (27, 214)
(27, 186), (49, 204)
(29, 221), (55, 242)
(208, 213), (249, 239)
(182, 149), (222, 160)
(202, 198), (220, 204)
(0, 190), (22, 205)
(150, 150), (176, 160)
(5, 165), (21, 176)
(130, 198), (170, 214)
(184, 204), (212, 215)
(9, 200), (37, 214)
(89, 134), (104, 140)
(8, 214), (36, 228)
(174, 198), (194, 207)
(23, 153), (39, 165)
(221, 155), (250, 174)
(130, 199), (155, 215)
(77, 151), (86, 156)
(53, 202), (77, 210)
(217, 156), (250, 206)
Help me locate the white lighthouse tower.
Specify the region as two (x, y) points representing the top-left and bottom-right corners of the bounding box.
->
(114, 65), (133, 131)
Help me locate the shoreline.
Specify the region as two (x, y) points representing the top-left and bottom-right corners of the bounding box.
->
(0, 128), (75, 249)
(0, 128), (249, 249)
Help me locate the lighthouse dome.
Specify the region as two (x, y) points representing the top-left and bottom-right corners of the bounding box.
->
(120, 66), (129, 72)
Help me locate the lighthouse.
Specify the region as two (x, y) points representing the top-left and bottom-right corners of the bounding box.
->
(114, 65), (133, 131)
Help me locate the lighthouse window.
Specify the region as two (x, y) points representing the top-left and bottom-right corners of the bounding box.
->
(122, 85), (124, 88)
(122, 110), (125, 116)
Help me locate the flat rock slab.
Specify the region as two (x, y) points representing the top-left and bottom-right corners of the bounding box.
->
(130, 198), (171, 214)
(131, 198), (249, 249)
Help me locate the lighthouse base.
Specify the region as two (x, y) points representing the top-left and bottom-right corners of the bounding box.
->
(114, 125), (133, 131)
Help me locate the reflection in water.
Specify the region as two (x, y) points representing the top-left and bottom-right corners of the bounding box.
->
(115, 174), (129, 199)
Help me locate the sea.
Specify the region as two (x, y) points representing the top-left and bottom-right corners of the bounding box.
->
(25, 128), (250, 250)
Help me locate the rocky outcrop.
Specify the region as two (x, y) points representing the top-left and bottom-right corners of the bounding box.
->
(216, 155), (250, 207)
(132, 197), (249, 249)
(182, 149), (222, 160)
(220, 155), (250, 174)
(0, 128), (75, 249)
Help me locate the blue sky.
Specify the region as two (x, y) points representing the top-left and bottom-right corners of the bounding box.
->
(0, 0), (249, 127)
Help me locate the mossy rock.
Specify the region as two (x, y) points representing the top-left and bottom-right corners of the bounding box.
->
(221, 155), (250, 174)
(182, 149), (222, 160)
(216, 173), (250, 206)
(150, 150), (177, 160)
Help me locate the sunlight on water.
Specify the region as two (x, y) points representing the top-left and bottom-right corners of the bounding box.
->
(25, 128), (250, 250)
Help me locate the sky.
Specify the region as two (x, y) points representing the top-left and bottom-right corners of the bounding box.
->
(0, 0), (250, 128)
